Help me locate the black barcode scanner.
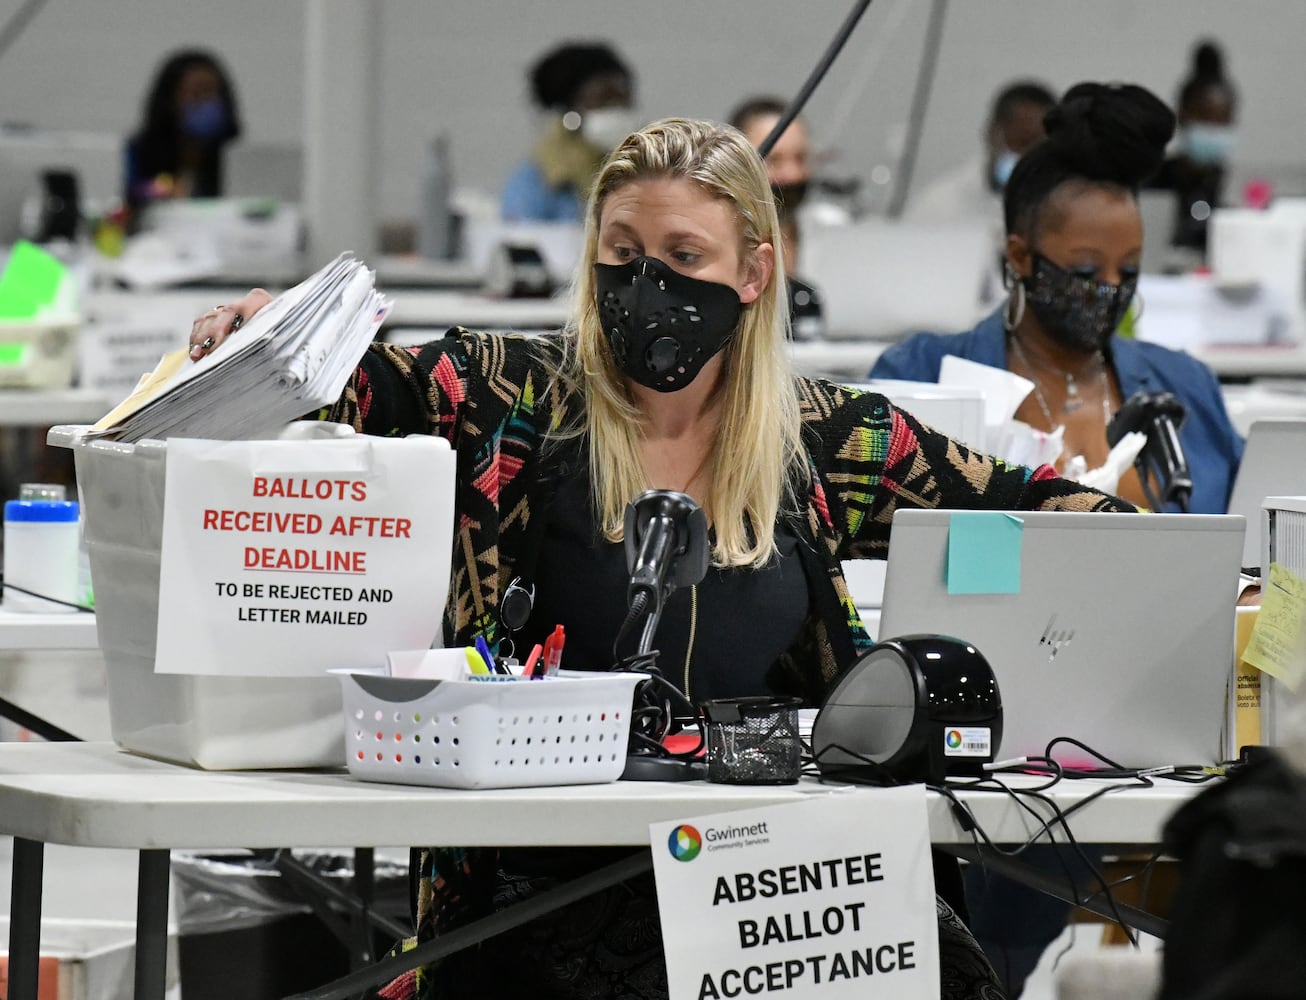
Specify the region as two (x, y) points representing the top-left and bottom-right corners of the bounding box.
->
(1107, 391), (1193, 512)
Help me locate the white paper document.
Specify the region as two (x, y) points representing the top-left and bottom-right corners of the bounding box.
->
(92, 253), (389, 443)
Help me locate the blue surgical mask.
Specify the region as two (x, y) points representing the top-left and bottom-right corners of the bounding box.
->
(991, 149), (1019, 191)
(1183, 124), (1236, 167)
(181, 97), (228, 140)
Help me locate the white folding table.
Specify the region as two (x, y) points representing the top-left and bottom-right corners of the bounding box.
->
(0, 741), (1202, 1000)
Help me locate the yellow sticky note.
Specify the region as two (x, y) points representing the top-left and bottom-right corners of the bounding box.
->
(1243, 563), (1306, 690)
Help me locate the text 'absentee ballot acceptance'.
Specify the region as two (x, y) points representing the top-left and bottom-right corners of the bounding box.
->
(649, 787), (938, 1000)
(154, 434), (455, 676)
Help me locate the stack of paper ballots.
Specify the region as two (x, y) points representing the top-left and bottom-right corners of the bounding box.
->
(91, 253), (389, 442)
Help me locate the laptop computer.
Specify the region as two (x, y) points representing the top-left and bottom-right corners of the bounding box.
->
(801, 219), (993, 340)
(877, 509), (1245, 766)
(1225, 420), (1306, 567)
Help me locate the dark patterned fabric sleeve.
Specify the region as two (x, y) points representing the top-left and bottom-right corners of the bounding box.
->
(799, 379), (1134, 562)
(320, 331), (479, 442)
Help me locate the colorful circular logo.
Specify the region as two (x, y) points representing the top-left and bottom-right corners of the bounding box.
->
(945, 729), (963, 750)
(668, 824), (702, 862)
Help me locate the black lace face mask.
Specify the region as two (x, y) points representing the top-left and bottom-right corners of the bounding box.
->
(594, 256), (742, 392)
(1023, 252), (1138, 354)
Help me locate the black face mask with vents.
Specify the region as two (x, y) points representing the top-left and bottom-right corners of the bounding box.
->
(594, 256), (742, 392)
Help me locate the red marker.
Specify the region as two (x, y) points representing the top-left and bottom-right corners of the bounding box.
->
(542, 625), (566, 676)
(523, 643), (544, 679)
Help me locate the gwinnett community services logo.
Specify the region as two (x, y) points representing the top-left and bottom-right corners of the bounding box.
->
(945, 729), (964, 750)
(668, 824), (703, 862)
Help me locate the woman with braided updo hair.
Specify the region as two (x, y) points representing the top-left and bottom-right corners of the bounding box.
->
(874, 81), (1242, 517)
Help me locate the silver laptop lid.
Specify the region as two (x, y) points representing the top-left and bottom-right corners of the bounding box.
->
(878, 510), (1244, 766)
(1226, 420), (1306, 567)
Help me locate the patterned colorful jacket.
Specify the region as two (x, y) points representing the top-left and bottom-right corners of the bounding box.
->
(323, 328), (1130, 997)
(325, 328), (1128, 704)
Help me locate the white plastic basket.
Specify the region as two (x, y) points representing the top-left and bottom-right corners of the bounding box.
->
(341, 670), (644, 789)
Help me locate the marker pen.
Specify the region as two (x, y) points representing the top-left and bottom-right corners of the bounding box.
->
(543, 624), (565, 676)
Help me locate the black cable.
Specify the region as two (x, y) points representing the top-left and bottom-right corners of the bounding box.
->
(611, 590), (650, 662)
(0, 579), (94, 613)
(885, 0), (949, 218)
(1041, 736), (1222, 784)
(1044, 736), (1129, 772)
(993, 780), (1143, 945)
(0, 694), (79, 741)
(807, 738), (1164, 942)
(611, 592), (705, 763)
(810, 739), (905, 787)
(0, 0), (48, 64)
(945, 765), (1155, 943)
(756, 0), (873, 159)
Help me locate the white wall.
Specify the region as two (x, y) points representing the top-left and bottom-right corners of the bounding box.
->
(1, 0), (1305, 234)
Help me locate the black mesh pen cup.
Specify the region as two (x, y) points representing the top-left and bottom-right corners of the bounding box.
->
(700, 696), (803, 785)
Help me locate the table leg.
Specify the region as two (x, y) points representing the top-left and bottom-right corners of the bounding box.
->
(133, 849), (170, 1000)
(7, 837), (44, 1000)
(351, 847), (375, 967)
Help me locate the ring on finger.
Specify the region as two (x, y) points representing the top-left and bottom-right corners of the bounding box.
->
(230, 313), (244, 332)
(201, 336), (216, 350)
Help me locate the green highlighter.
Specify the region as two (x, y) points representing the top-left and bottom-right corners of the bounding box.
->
(0, 240), (67, 320)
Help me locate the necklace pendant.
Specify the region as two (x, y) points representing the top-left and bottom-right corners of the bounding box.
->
(1065, 374), (1079, 397)
(1062, 397), (1084, 415)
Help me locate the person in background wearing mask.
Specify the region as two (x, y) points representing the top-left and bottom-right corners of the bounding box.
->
(907, 80), (1056, 229)
(501, 41), (636, 222)
(729, 97), (811, 273)
(124, 49), (241, 220)
(874, 83), (1241, 520)
(1149, 40), (1238, 256)
(874, 89), (1241, 995)
(730, 97), (824, 338)
(875, 83), (1242, 996)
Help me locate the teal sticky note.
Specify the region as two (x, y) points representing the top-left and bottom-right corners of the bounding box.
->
(0, 240), (66, 319)
(947, 512), (1023, 595)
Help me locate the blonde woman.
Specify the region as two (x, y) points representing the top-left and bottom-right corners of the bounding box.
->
(195, 117), (1129, 999)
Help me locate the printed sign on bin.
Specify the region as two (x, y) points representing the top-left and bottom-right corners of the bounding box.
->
(154, 435), (455, 676)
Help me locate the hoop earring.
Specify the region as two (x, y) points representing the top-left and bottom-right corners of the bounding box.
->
(1130, 288), (1144, 325)
(1003, 277), (1026, 333)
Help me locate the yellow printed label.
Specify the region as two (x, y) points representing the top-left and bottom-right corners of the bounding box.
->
(1243, 564), (1306, 691)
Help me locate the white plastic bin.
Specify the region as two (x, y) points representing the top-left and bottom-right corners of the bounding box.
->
(342, 670), (643, 789)
(49, 425), (345, 770)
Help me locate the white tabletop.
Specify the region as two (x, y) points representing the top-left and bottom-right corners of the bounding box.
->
(786, 339), (1306, 383)
(0, 388), (119, 426)
(1192, 342), (1306, 379)
(0, 610), (97, 650)
(0, 742), (1197, 853)
(788, 340), (888, 379)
